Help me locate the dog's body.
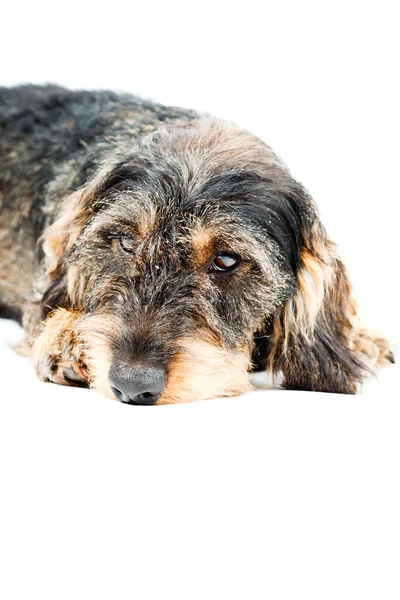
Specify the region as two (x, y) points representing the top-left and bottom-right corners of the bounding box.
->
(0, 85), (393, 403)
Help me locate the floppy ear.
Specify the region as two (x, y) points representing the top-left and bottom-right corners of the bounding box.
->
(267, 212), (391, 394)
(40, 170), (106, 317)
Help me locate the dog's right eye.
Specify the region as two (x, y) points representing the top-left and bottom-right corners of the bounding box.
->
(117, 236), (136, 254)
(209, 253), (242, 273)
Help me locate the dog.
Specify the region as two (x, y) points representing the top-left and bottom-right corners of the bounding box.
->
(0, 85), (394, 404)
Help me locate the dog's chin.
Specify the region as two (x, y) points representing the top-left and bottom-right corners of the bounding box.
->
(85, 335), (253, 405)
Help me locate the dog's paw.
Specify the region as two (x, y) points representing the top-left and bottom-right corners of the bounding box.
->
(355, 327), (395, 370)
(35, 349), (88, 387)
(32, 309), (89, 387)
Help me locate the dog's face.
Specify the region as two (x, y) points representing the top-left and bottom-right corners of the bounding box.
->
(42, 120), (364, 402)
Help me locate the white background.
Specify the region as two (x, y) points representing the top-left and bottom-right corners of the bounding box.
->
(0, 1), (399, 598)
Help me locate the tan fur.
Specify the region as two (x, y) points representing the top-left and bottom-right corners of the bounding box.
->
(158, 337), (252, 404)
(32, 308), (88, 385)
(351, 325), (394, 371)
(42, 190), (88, 278)
(191, 224), (216, 269)
(135, 204), (157, 238)
(67, 265), (88, 306)
(282, 244), (337, 349)
(74, 313), (117, 398)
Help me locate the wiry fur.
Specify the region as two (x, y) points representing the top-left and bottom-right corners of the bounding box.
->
(0, 85), (393, 403)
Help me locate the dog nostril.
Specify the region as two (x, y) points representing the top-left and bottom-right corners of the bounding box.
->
(139, 392), (154, 401)
(108, 364), (166, 406)
(110, 386), (124, 402)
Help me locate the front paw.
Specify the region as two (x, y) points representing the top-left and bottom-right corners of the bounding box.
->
(35, 350), (88, 387)
(32, 309), (89, 387)
(355, 327), (395, 370)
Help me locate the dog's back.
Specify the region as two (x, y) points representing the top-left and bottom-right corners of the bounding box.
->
(0, 85), (157, 238)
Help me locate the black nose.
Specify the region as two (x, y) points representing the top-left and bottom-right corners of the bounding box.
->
(108, 364), (166, 405)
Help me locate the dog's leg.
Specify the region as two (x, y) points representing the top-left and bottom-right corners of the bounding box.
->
(25, 308), (89, 387)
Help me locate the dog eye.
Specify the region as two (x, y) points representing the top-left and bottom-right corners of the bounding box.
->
(118, 236), (136, 254)
(209, 253), (242, 272)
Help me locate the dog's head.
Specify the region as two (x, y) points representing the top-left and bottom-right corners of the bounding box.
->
(41, 120), (365, 403)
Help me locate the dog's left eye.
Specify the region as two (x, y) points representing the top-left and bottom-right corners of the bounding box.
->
(209, 253), (242, 273)
(117, 236), (136, 254)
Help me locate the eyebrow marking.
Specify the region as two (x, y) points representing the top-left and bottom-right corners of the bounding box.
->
(135, 204), (157, 238)
(191, 224), (216, 268)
